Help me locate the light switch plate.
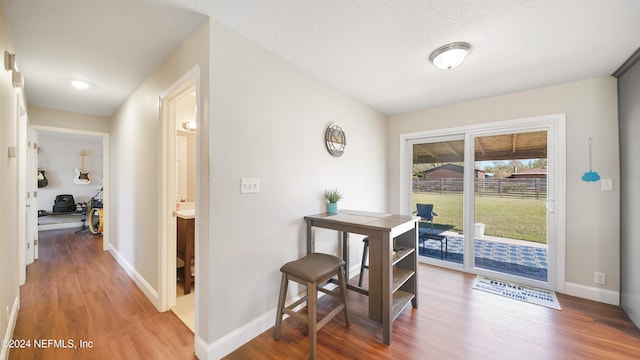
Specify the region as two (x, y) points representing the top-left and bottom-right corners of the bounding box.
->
(601, 178), (613, 191)
(240, 178), (260, 193)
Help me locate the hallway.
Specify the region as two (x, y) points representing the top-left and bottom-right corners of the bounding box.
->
(10, 229), (196, 360)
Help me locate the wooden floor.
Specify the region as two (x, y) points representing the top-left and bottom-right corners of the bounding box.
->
(9, 229), (195, 360)
(227, 264), (640, 359)
(10, 229), (640, 359)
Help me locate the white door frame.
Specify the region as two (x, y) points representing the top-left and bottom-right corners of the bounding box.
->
(158, 66), (200, 312)
(26, 125), (37, 263)
(16, 93), (29, 285)
(400, 114), (566, 290)
(31, 125), (110, 252)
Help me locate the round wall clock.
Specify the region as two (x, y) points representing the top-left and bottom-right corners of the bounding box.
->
(325, 123), (346, 157)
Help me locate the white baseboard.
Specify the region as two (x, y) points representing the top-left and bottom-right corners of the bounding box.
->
(196, 291), (312, 360)
(108, 243), (160, 310)
(196, 308), (277, 360)
(38, 221), (83, 231)
(1, 296), (20, 360)
(349, 263), (363, 280)
(563, 282), (620, 305)
(195, 336), (211, 360)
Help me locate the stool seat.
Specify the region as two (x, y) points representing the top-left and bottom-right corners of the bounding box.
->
(274, 253), (350, 359)
(280, 253), (345, 282)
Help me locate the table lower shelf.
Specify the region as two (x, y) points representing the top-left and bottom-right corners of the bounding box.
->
(393, 267), (414, 292)
(392, 290), (415, 321)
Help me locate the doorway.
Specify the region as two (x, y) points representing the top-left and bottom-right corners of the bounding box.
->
(405, 114), (565, 289)
(159, 67), (199, 333)
(31, 126), (110, 245)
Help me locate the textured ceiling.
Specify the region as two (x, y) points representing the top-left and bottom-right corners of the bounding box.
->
(3, 0), (640, 117)
(201, 0), (640, 115)
(2, 0), (207, 117)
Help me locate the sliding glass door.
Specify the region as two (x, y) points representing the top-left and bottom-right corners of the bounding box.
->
(411, 137), (465, 266)
(404, 115), (564, 288)
(472, 131), (549, 282)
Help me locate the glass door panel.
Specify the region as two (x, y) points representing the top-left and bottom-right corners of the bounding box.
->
(412, 139), (465, 265)
(473, 131), (548, 282)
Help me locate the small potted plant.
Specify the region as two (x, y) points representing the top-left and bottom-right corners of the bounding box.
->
(325, 188), (344, 215)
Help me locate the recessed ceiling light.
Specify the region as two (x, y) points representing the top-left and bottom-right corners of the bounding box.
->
(70, 80), (90, 90)
(429, 42), (471, 70)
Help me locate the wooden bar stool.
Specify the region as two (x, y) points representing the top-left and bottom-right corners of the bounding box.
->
(274, 253), (350, 359)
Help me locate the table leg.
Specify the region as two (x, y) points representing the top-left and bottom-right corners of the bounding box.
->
(306, 222), (314, 255)
(381, 232), (392, 345)
(342, 231), (349, 280)
(367, 234), (393, 344)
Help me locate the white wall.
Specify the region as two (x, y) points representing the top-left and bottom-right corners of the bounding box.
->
(618, 58), (640, 327)
(0, 6), (21, 359)
(29, 106), (110, 133)
(205, 18), (387, 355)
(109, 18), (387, 358)
(37, 131), (103, 211)
(109, 18), (210, 338)
(388, 77), (620, 301)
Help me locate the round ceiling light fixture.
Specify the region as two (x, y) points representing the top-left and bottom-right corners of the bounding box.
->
(429, 42), (471, 70)
(70, 79), (90, 90)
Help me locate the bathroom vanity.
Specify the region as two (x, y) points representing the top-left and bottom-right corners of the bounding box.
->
(177, 207), (195, 294)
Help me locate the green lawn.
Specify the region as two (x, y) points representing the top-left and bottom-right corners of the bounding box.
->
(413, 192), (547, 244)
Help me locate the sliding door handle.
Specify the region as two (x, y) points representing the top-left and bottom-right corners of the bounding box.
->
(545, 198), (555, 213)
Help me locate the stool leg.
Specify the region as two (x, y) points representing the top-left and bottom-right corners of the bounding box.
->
(440, 239), (443, 259)
(358, 240), (368, 287)
(274, 273), (288, 340)
(338, 266), (350, 325)
(308, 281), (317, 360)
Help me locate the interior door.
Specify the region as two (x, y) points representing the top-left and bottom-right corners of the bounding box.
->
(29, 128), (38, 261)
(176, 135), (188, 202)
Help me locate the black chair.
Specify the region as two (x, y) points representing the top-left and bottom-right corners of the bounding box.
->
(358, 237), (369, 287)
(415, 203), (448, 259)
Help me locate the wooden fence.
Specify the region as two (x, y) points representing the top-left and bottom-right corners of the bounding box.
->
(413, 178), (547, 199)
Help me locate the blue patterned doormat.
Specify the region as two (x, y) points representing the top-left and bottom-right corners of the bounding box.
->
(472, 275), (561, 310)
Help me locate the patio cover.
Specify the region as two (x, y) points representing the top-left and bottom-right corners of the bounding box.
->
(413, 131), (547, 164)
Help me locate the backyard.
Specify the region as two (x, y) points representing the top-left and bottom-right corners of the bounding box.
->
(413, 192), (547, 243)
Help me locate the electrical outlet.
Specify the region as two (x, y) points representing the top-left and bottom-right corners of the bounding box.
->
(594, 272), (606, 285)
(601, 178), (613, 191)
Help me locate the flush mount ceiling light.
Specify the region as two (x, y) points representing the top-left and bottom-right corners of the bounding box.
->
(429, 42), (471, 70)
(70, 79), (90, 90)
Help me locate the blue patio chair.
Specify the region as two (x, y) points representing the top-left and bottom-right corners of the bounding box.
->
(415, 203), (437, 231)
(415, 203), (448, 259)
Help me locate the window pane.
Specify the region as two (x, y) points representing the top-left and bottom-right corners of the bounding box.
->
(473, 131), (548, 282)
(412, 140), (464, 264)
